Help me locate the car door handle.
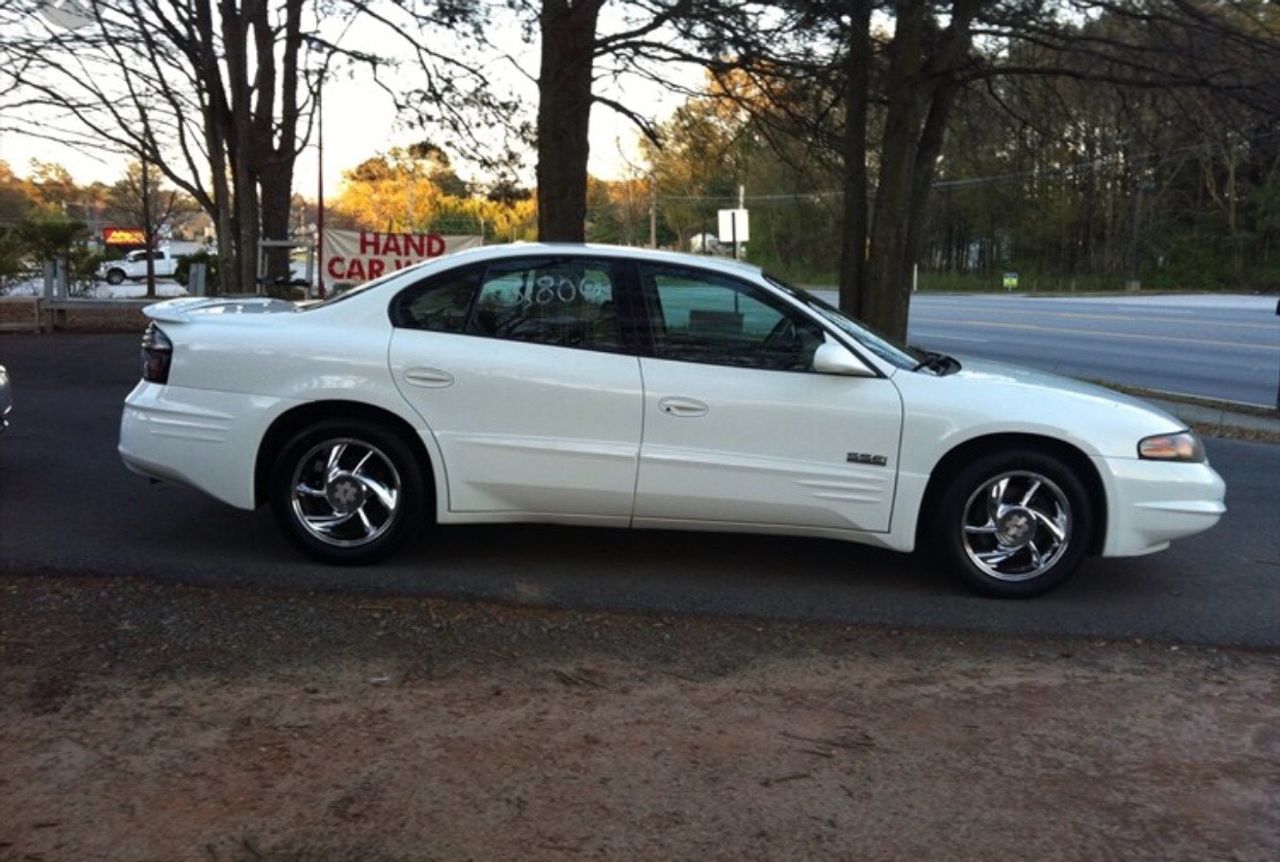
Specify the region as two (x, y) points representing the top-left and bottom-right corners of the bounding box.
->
(403, 367), (455, 388)
(658, 397), (708, 418)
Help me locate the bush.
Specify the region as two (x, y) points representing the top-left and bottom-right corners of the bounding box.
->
(0, 226), (26, 286)
(173, 250), (221, 293)
(16, 213), (87, 261)
(70, 249), (110, 280)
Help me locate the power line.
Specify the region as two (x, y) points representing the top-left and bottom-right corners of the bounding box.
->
(651, 130), (1280, 203)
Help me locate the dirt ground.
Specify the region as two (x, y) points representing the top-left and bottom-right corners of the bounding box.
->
(1, 573), (1277, 862)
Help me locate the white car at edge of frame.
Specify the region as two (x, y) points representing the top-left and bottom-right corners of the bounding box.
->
(0, 363), (11, 432)
(118, 244), (1226, 597)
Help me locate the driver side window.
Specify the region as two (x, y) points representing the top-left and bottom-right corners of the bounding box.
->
(639, 264), (825, 371)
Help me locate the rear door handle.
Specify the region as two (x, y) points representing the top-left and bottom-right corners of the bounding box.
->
(658, 396), (708, 418)
(404, 367), (455, 388)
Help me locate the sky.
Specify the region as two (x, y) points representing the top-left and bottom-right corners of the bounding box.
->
(0, 4), (700, 196)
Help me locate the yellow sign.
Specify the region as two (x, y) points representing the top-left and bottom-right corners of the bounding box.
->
(103, 227), (146, 245)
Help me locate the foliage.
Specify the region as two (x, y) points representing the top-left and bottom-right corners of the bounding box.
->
(0, 226), (26, 283)
(70, 250), (111, 281)
(619, 4), (1280, 299)
(585, 176), (650, 245)
(329, 147), (537, 242)
(16, 213), (88, 261)
(173, 251), (222, 294)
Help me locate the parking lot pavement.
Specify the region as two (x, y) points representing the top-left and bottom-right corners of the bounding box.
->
(2, 331), (1278, 648)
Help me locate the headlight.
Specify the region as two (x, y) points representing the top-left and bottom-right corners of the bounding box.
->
(1138, 431), (1205, 463)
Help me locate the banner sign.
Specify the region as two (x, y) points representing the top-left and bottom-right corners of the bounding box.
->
(103, 227), (146, 245)
(322, 228), (482, 284)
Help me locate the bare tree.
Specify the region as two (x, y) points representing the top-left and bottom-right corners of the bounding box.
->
(108, 158), (183, 297)
(491, 0), (760, 241)
(0, 1), (497, 294)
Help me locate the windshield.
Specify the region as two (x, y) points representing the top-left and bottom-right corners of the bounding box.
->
(764, 274), (918, 369)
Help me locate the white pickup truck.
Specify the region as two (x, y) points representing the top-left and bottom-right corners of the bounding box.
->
(98, 248), (185, 284)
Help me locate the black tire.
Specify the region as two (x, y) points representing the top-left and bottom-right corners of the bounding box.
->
(106, 268), (125, 285)
(269, 418), (426, 564)
(934, 448), (1094, 598)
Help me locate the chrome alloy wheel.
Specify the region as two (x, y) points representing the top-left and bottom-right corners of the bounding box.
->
(290, 438), (402, 547)
(960, 470), (1071, 582)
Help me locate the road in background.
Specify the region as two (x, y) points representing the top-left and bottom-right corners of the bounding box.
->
(812, 291), (1280, 406)
(2, 333), (1277, 648)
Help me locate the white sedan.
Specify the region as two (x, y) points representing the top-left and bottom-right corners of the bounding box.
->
(119, 244), (1225, 596)
(0, 363), (10, 432)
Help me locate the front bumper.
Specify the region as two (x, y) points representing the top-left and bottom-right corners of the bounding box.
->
(1095, 456), (1226, 557)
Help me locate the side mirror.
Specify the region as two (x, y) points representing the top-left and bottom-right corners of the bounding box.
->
(812, 337), (875, 377)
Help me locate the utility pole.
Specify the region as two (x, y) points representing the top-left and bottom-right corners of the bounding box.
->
(316, 74), (326, 299)
(734, 184), (745, 260)
(648, 175), (656, 249)
(141, 149), (156, 298)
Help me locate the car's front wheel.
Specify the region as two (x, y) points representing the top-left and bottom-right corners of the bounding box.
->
(105, 268), (125, 285)
(936, 449), (1093, 597)
(269, 419), (425, 564)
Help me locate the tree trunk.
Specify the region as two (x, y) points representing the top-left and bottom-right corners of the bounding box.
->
(536, 0), (603, 242)
(864, 0), (927, 341)
(259, 174), (292, 292)
(253, 0), (304, 295)
(903, 79), (962, 284)
(221, 0), (259, 294)
(861, 0), (979, 341)
(837, 1), (873, 319)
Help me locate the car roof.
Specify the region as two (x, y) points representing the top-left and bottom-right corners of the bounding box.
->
(443, 242), (765, 280)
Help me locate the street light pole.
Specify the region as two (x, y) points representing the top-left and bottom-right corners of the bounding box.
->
(316, 73), (326, 299)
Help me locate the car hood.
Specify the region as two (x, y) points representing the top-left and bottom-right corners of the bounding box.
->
(892, 355), (1190, 461)
(949, 356), (1183, 425)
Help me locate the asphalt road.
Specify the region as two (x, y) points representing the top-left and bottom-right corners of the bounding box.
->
(812, 291), (1280, 407)
(3, 331), (1278, 647)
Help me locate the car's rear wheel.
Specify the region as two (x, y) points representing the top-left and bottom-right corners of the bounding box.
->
(936, 449), (1093, 597)
(269, 419), (424, 564)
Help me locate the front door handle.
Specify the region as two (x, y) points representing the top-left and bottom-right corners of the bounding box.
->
(658, 396), (708, 418)
(404, 367), (455, 388)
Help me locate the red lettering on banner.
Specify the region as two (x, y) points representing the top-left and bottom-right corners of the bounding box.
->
(327, 256), (347, 278)
(346, 259), (366, 281)
(359, 230), (380, 255)
(404, 234), (424, 256)
(382, 233), (401, 256)
(367, 259), (385, 278)
(427, 234), (445, 256)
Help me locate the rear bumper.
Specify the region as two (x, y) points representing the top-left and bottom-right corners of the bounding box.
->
(119, 382), (294, 509)
(1095, 456), (1226, 557)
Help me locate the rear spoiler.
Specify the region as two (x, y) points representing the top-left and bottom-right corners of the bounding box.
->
(143, 295), (297, 323)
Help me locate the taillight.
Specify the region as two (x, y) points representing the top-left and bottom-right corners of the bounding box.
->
(140, 323), (173, 383)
